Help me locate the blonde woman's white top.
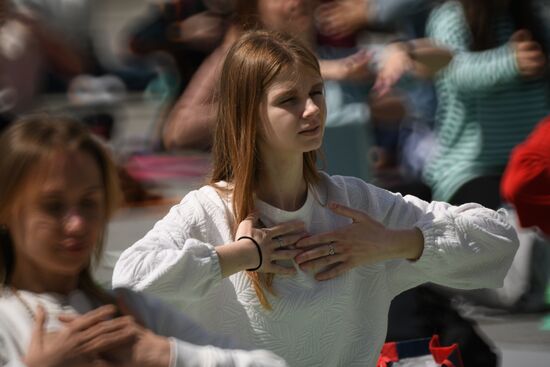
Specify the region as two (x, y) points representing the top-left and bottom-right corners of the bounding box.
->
(0, 287), (287, 367)
(113, 172), (519, 367)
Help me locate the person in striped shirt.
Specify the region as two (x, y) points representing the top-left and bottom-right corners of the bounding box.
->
(423, 0), (549, 209)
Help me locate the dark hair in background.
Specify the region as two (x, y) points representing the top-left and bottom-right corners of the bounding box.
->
(0, 0), (7, 22)
(459, 0), (547, 53)
(233, 0), (261, 31)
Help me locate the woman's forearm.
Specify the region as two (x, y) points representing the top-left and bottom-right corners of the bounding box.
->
(216, 239), (261, 278)
(390, 227), (425, 261)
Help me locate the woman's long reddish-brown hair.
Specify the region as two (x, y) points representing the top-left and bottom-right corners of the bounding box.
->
(210, 30), (321, 309)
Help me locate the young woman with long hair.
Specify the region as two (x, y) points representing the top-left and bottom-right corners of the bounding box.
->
(113, 30), (519, 367)
(0, 114), (287, 367)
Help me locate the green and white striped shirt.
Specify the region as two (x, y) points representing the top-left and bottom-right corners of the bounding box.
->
(424, 1), (550, 201)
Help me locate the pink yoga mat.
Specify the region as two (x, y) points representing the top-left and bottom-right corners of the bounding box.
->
(124, 155), (211, 181)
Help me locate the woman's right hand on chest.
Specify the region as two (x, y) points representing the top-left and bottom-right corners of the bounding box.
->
(22, 304), (134, 367)
(234, 216), (308, 275)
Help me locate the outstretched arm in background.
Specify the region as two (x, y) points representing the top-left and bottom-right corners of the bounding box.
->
(374, 38), (454, 95)
(162, 26), (239, 151)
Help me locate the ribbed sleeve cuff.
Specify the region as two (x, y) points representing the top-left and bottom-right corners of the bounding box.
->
(169, 338), (177, 367)
(170, 338), (215, 367)
(205, 242), (224, 284)
(411, 217), (459, 270)
(501, 43), (520, 81)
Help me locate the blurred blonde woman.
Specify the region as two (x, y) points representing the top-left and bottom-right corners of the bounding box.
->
(0, 114), (287, 367)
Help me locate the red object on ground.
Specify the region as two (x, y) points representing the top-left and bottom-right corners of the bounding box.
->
(378, 335), (463, 367)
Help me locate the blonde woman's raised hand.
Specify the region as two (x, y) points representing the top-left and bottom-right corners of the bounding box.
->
(58, 296), (171, 367)
(294, 203), (424, 281)
(235, 216), (307, 275)
(23, 305), (124, 367)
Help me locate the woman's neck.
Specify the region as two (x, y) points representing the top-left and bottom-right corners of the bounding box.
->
(256, 154), (307, 211)
(10, 266), (78, 295)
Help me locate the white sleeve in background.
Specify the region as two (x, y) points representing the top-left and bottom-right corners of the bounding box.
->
(170, 340), (287, 367)
(115, 289), (287, 367)
(112, 191), (223, 304)
(0, 324), (27, 367)
(116, 288), (240, 349)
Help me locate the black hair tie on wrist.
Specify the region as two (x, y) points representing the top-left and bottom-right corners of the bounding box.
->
(238, 236), (262, 271)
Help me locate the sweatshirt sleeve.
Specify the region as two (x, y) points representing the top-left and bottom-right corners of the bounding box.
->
(391, 200), (519, 295)
(344, 178), (519, 297)
(112, 191), (223, 305)
(0, 321), (26, 367)
(427, 1), (519, 92)
(116, 289), (288, 367)
(169, 341), (288, 367)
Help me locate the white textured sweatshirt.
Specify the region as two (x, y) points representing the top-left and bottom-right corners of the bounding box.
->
(0, 288), (287, 367)
(113, 172), (519, 367)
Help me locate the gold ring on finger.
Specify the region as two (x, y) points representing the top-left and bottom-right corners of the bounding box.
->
(328, 243), (335, 256)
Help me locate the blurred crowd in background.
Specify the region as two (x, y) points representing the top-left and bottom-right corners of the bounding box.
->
(1, 0), (550, 364)
(0, 0), (547, 199)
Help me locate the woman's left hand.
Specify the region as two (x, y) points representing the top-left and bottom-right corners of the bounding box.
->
(294, 202), (424, 281)
(373, 43), (414, 96)
(320, 50), (372, 82)
(59, 302), (171, 367)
